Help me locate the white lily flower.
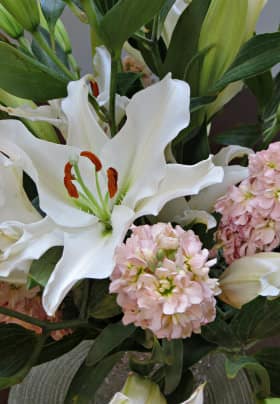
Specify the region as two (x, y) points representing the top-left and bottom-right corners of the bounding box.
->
(0, 75), (223, 315)
(0, 154), (63, 283)
(0, 46), (128, 139)
(219, 252), (280, 309)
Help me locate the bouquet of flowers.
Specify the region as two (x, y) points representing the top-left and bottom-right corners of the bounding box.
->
(0, 0), (280, 402)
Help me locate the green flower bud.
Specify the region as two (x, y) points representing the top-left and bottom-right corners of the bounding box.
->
(55, 19), (72, 54)
(0, 0), (40, 32)
(0, 4), (23, 38)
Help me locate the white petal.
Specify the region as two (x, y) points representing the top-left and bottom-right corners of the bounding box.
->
(181, 383), (205, 404)
(0, 120), (97, 228)
(43, 205), (135, 315)
(189, 165), (249, 212)
(175, 208), (217, 230)
(93, 46), (111, 107)
(62, 75), (108, 152)
(103, 75), (190, 210)
(0, 217), (63, 279)
(213, 145), (253, 166)
(0, 100), (67, 135)
(162, 0), (190, 46)
(135, 157), (223, 217)
(0, 154), (40, 223)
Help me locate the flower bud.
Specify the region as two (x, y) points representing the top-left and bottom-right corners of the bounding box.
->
(0, 4), (23, 38)
(219, 253), (280, 309)
(0, 0), (39, 32)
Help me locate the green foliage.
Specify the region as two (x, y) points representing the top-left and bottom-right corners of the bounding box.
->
(88, 279), (122, 319)
(86, 322), (135, 366)
(40, 0), (66, 32)
(256, 348), (280, 396)
(116, 72), (143, 97)
(162, 339), (183, 395)
(214, 124), (260, 148)
(0, 42), (68, 102)
(27, 247), (63, 289)
(99, 0), (167, 53)
(0, 324), (43, 389)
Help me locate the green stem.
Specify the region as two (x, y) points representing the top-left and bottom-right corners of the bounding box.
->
(89, 93), (109, 123)
(0, 306), (89, 331)
(32, 30), (75, 80)
(18, 36), (33, 55)
(109, 56), (118, 136)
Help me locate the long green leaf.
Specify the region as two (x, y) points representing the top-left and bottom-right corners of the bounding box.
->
(256, 348), (280, 396)
(100, 0), (166, 52)
(0, 42), (68, 101)
(27, 247), (63, 288)
(86, 322), (135, 366)
(213, 33), (280, 93)
(163, 339), (183, 395)
(214, 125), (260, 148)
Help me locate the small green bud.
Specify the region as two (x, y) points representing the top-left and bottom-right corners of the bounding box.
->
(55, 19), (72, 54)
(0, 0), (40, 32)
(0, 4), (23, 38)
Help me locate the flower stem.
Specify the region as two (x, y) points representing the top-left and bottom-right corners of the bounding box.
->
(32, 30), (75, 80)
(109, 56), (118, 136)
(0, 306), (89, 331)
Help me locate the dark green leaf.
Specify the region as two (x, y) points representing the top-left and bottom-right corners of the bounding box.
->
(27, 247), (63, 288)
(0, 324), (40, 389)
(213, 33), (280, 93)
(190, 95), (217, 112)
(246, 70), (274, 110)
(230, 297), (280, 345)
(225, 355), (270, 398)
(116, 72), (143, 97)
(0, 42), (68, 102)
(256, 348), (280, 395)
(214, 124), (260, 148)
(129, 354), (155, 376)
(65, 352), (124, 403)
(202, 313), (240, 349)
(100, 0), (167, 52)
(37, 331), (85, 366)
(166, 370), (194, 404)
(163, 339), (183, 395)
(41, 0), (65, 30)
(86, 322), (135, 366)
(181, 119), (209, 164)
(89, 294), (122, 319)
(182, 334), (216, 369)
(163, 0), (211, 91)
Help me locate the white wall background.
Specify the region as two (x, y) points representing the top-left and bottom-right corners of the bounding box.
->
(62, 0), (280, 74)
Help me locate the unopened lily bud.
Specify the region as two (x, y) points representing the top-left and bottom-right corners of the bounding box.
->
(219, 253), (280, 309)
(109, 374), (167, 404)
(55, 19), (72, 54)
(0, 0), (40, 32)
(0, 4), (23, 38)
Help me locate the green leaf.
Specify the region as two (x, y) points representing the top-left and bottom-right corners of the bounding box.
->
(202, 313), (240, 349)
(230, 297), (280, 345)
(86, 322), (135, 366)
(116, 72), (143, 97)
(163, 0), (211, 89)
(27, 247), (63, 288)
(100, 0), (167, 52)
(182, 334), (216, 369)
(0, 324), (41, 389)
(213, 33), (280, 93)
(89, 294), (122, 319)
(157, 0), (176, 39)
(225, 355), (270, 398)
(256, 348), (280, 395)
(181, 119), (209, 164)
(246, 70), (274, 110)
(214, 124), (260, 148)
(41, 0), (66, 31)
(65, 352), (124, 403)
(190, 95), (217, 112)
(0, 42), (68, 102)
(163, 339), (183, 395)
(166, 370), (194, 404)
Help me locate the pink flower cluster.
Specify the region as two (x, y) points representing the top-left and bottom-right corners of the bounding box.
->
(0, 282), (71, 340)
(110, 223), (220, 340)
(215, 142), (280, 264)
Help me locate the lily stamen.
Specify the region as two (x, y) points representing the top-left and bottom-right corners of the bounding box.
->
(90, 80), (99, 98)
(80, 151), (102, 172)
(107, 167), (118, 198)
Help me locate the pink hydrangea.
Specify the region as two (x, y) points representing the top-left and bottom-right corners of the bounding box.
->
(110, 223), (220, 340)
(0, 282), (71, 340)
(215, 142), (280, 264)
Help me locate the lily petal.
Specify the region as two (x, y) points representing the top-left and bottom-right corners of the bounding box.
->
(43, 205), (134, 315)
(0, 120), (97, 228)
(0, 217), (63, 279)
(213, 145), (253, 166)
(93, 46), (111, 107)
(61, 75), (108, 152)
(135, 157), (223, 217)
(103, 75), (190, 210)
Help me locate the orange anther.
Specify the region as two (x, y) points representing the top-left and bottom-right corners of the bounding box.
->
(90, 80), (99, 98)
(80, 151), (102, 172)
(64, 162), (75, 180)
(107, 167), (118, 198)
(64, 177), (79, 199)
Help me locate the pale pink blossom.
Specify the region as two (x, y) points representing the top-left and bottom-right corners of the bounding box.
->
(0, 282), (71, 340)
(215, 142), (280, 264)
(110, 224), (220, 340)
